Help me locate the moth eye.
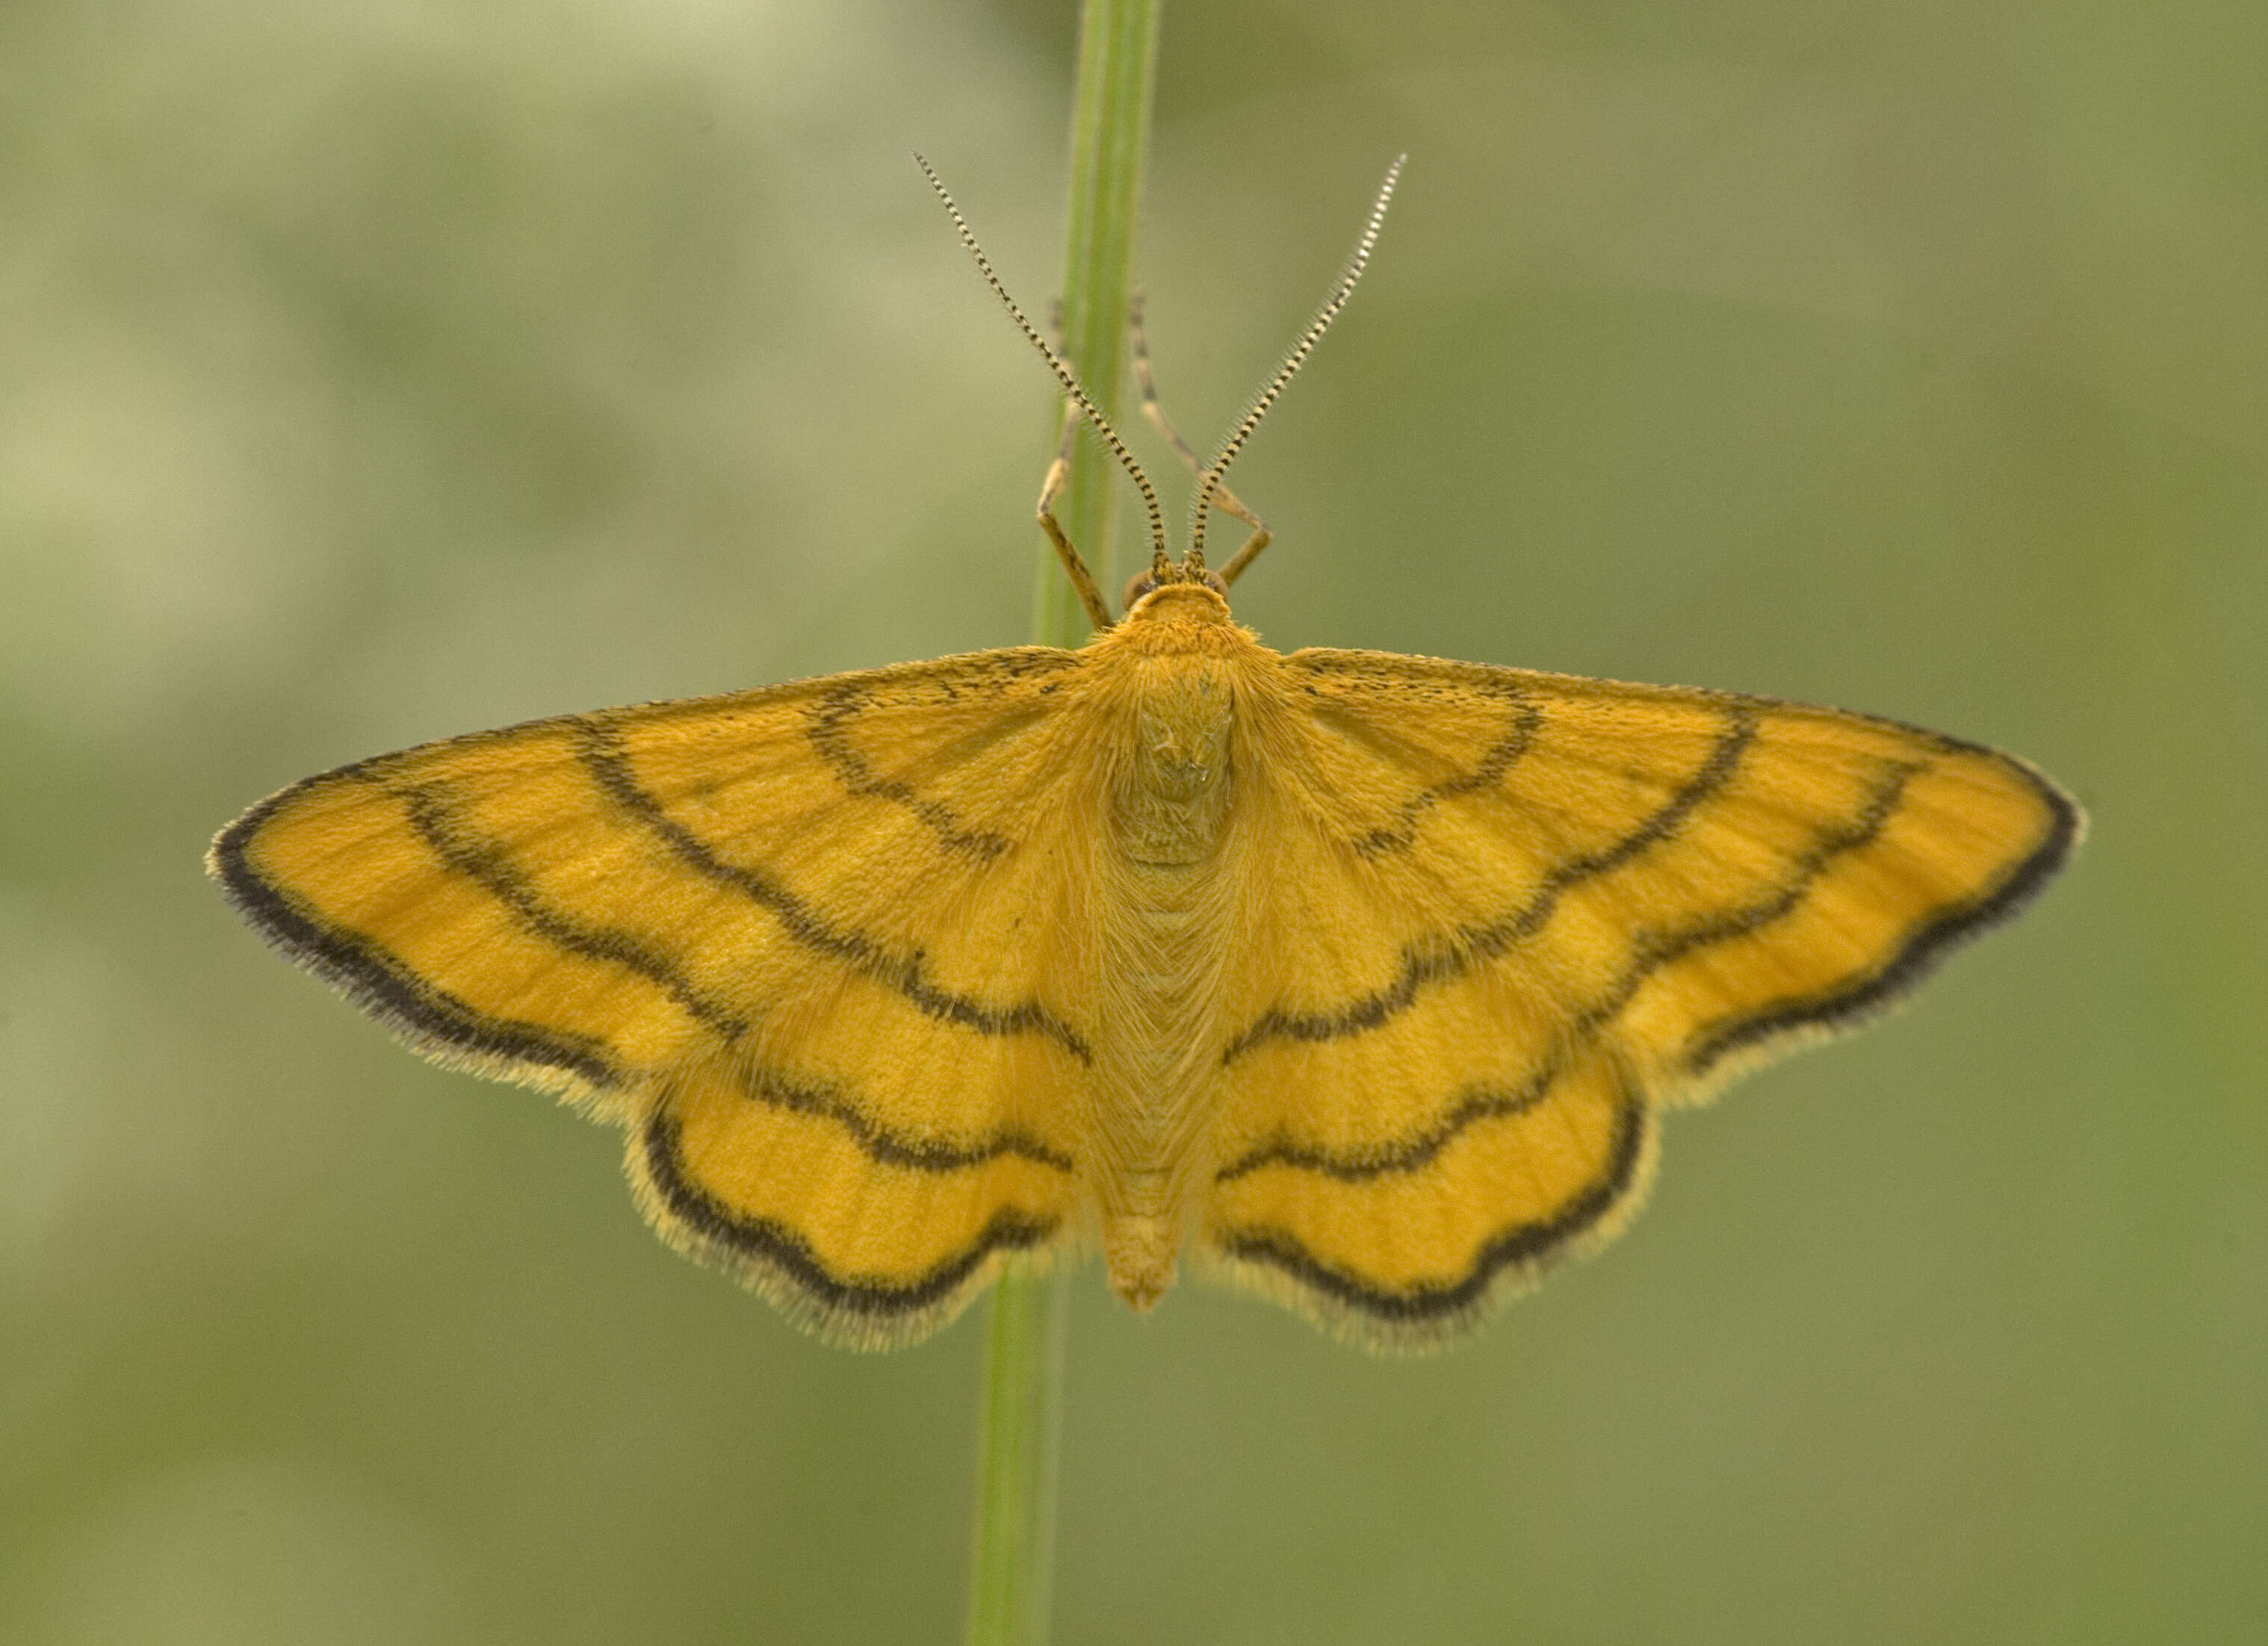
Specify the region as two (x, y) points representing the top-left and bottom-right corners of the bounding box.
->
(1121, 571), (1159, 610)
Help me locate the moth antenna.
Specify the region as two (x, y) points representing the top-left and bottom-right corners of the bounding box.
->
(1189, 154), (1403, 570)
(914, 155), (1170, 581)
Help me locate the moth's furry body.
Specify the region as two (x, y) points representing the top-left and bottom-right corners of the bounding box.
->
(1087, 586), (1256, 1308)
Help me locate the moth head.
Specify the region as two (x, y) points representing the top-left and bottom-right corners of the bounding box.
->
(1122, 562), (1228, 615)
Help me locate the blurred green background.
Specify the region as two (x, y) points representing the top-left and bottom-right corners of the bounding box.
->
(4, 1), (2262, 1641)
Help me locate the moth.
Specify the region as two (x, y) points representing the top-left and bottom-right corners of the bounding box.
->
(211, 161), (2079, 1349)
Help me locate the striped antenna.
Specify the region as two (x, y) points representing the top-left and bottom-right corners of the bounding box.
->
(915, 155), (1169, 577)
(1188, 155), (1404, 571)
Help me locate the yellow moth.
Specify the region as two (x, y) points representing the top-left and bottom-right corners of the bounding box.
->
(210, 161), (2079, 1350)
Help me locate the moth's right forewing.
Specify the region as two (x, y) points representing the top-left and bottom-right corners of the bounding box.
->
(1199, 649), (2075, 1347)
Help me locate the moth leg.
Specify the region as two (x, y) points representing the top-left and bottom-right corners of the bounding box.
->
(1130, 288), (1272, 586)
(1035, 297), (1117, 633)
(1036, 449), (1115, 634)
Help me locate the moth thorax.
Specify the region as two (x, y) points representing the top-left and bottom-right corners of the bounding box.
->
(1112, 662), (1236, 867)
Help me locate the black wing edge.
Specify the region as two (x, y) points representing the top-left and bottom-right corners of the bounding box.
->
(631, 1112), (1065, 1350)
(1685, 747), (2083, 1076)
(206, 774), (623, 1093)
(1206, 1084), (1655, 1355)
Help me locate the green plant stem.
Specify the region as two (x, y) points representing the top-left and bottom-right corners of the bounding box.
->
(1029, 0), (1162, 651)
(962, 1263), (1071, 1646)
(965, 5), (1159, 1646)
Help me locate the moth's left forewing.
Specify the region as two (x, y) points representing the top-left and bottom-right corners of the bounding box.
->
(214, 645), (1110, 1347)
